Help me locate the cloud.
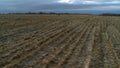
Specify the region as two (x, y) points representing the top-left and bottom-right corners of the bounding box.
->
(81, 1), (100, 4)
(0, 0), (120, 14)
(57, 0), (120, 4)
(106, 1), (120, 4)
(57, 0), (75, 4)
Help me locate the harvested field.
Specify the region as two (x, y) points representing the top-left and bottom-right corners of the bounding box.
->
(0, 14), (120, 68)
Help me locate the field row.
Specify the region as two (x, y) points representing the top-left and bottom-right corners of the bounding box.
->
(0, 15), (120, 68)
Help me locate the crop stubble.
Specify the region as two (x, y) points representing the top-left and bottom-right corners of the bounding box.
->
(0, 14), (120, 68)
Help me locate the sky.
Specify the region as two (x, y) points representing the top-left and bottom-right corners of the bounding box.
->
(0, 0), (120, 14)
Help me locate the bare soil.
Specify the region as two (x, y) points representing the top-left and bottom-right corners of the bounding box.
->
(0, 14), (120, 68)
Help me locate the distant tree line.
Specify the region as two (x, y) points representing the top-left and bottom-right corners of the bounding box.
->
(6, 12), (93, 15)
(1, 12), (120, 16)
(7, 12), (71, 15)
(100, 13), (120, 16)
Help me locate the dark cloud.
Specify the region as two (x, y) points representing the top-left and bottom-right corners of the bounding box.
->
(0, 0), (120, 14)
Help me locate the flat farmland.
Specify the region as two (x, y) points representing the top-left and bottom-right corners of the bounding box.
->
(0, 14), (120, 68)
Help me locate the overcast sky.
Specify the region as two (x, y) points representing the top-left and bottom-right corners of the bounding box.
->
(0, 0), (120, 14)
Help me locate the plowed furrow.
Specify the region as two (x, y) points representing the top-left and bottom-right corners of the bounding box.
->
(68, 25), (94, 68)
(0, 20), (63, 50)
(1, 22), (66, 58)
(89, 26), (104, 68)
(107, 26), (120, 59)
(43, 22), (91, 68)
(0, 21), (60, 39)
(1, 24), (69, 67)
(57, 23), (94, 68)
(2, 23), (78, 68)
(22, 23), (83, 68)
(83, 27), (96, 68)
(1, 21), (65, 51)
(103, 32), (120, 68)
(1, 15), (120, 68)
(62, 23), (93, 68)
(107, 36), (120, 67)
(107, 26), (120, 44)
